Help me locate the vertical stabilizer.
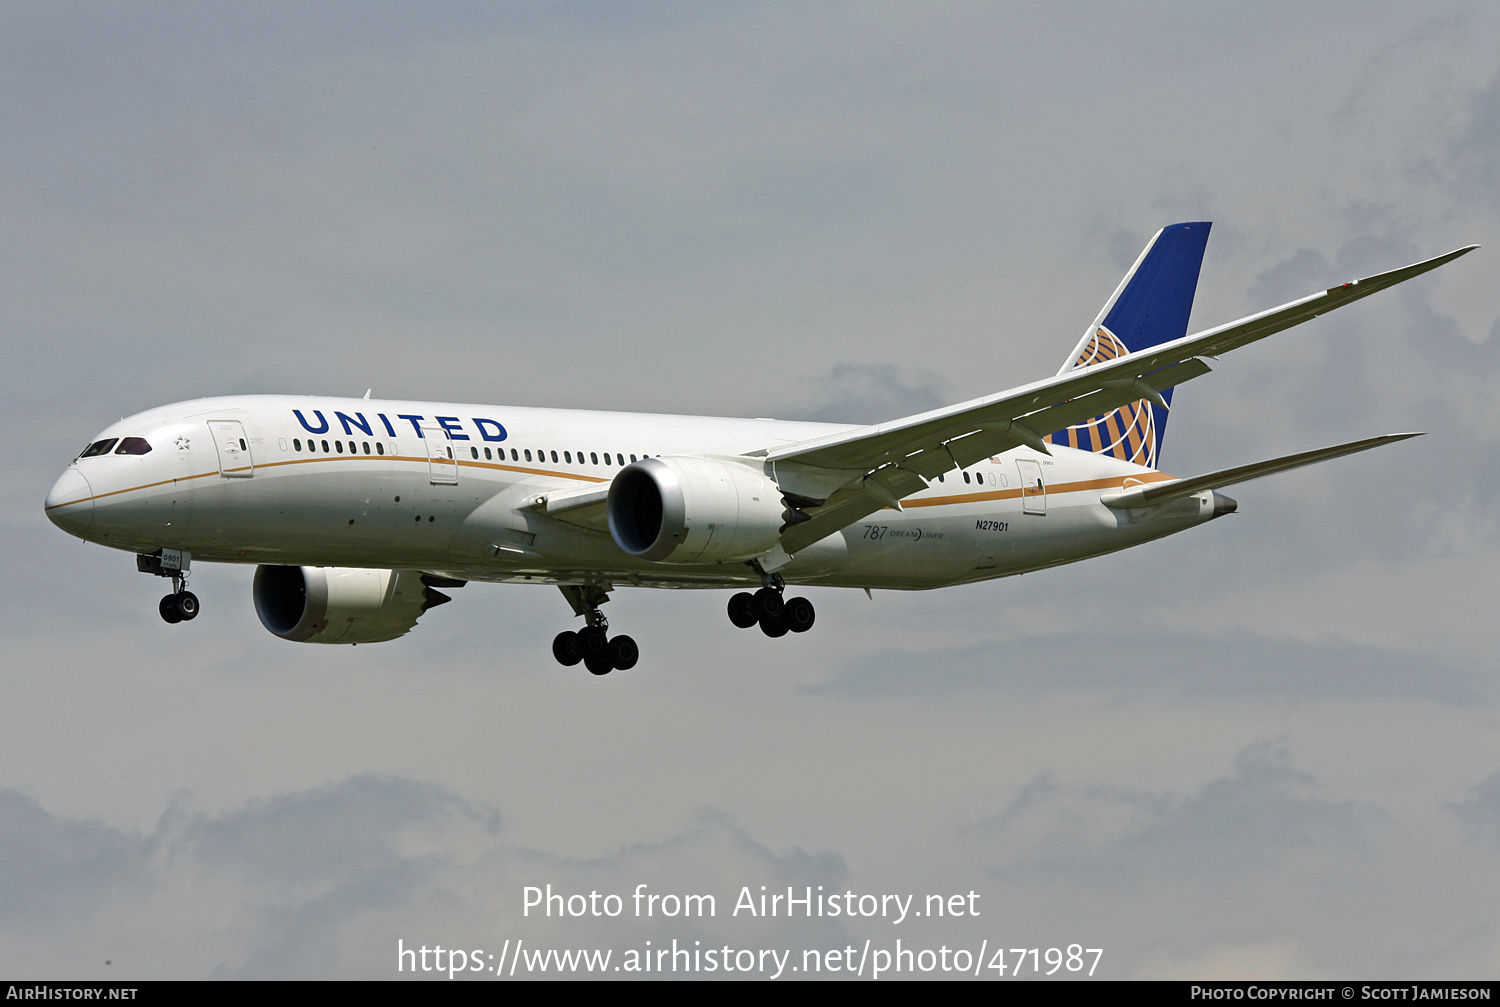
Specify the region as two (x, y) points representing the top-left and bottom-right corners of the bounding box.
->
(1046, 221), (1211, 467)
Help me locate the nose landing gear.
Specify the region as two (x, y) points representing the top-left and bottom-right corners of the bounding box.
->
(139, 549), (199, 625)
(554, 584), (637, 675)
(727, 571), (815, 638)
(158, 584), (200, 624)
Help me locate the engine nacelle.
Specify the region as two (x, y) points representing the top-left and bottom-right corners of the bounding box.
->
(607, 456), (787, 564)
(252, 566), (449, 644)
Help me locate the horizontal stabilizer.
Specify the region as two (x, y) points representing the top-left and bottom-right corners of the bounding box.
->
(1099, 433), (1422, 509)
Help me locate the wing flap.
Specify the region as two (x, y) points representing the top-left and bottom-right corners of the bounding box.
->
(780, 467), (928, 553)
(784, 357), (1216, 491)
(1020, 358), (1213, 445)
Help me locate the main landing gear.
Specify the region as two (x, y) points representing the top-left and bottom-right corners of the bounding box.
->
(138, 549), (199, 625)
(553, 584), (637, 676)
(727, 572), (815, 638)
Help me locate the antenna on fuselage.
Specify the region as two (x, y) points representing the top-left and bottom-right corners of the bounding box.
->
(363, 389), (372, 400)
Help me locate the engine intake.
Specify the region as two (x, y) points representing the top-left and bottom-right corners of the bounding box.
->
(607, 456), (787, 564)
(252, 566), (451, 644)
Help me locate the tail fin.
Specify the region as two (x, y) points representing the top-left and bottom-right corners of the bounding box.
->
(1045, 221), (1211, 468)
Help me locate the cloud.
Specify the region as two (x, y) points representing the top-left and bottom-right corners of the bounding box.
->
(779, 362), (955, 424)
(1134, 937), (1333, 981)
(0, 777), (851, 979)
(8, 747), (1500, 979)
(1451, 773), (1500, 847)
(804, 629), (1488, 705)
(1450, 70), (1500, 210)
(184, 775), (500, 888)
(0, 790), (145, 926)
(964, 742), (1373, 874)
(953, 742), (1500, 978)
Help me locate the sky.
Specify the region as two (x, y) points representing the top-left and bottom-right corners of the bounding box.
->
(3, 0), (1499, 980)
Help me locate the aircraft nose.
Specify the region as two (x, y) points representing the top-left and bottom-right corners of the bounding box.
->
(45, 468), (95, 537)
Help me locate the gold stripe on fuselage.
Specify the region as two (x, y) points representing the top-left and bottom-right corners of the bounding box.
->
(47, 455), (1178, 514)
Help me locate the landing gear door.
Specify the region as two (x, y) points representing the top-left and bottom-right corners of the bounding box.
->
(207, 420), (254, 478)
(423, 425), (458, 485)
(1016, 458), (1045, 515)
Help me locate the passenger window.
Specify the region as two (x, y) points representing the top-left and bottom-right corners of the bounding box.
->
(80, 438), (118, 458)
(116, 437), (152, 455)
(376, 443), (385, 456)
(471, 447), (478, 459)
(336, 441), (344, 453)
(510, 449), (518, 461)
(293, 438), (302, 451)
(564, 451), (572, 463)
(550, 450), (559, 463)
(630, 454), (637, 463)
(321, 440), (329, 452)
(963, 471), (971, 484)
(364, 442), (371, 455)
(238, 438), (247, 451)
(484, 447), (492, 460)
(524, 449), (532, 462)
(590, 452), (598, 465)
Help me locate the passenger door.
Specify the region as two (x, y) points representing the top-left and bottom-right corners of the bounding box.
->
(207, 420), (254, 478)
(1016, 458), (1045, 515)
(423, 424), (458, 485)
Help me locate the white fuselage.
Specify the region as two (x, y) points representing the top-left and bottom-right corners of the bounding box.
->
(45, 395), (1220, 590)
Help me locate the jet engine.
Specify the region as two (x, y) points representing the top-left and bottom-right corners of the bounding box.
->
(252, 566), (453, 644)
(607, 456), (788, 564)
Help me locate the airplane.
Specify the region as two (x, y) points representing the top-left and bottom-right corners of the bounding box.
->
(43, 223), (1476, 675)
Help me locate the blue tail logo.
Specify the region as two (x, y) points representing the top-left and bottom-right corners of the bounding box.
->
(1045, 221), (1211, 469)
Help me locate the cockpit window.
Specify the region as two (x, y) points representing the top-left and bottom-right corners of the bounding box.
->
(79, 438), (118, 458)
(115, 437), (153, 455)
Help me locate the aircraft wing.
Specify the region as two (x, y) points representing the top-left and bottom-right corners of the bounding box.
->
(1098, 432), (1421, 509)
(763, 244), (1475, 555)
